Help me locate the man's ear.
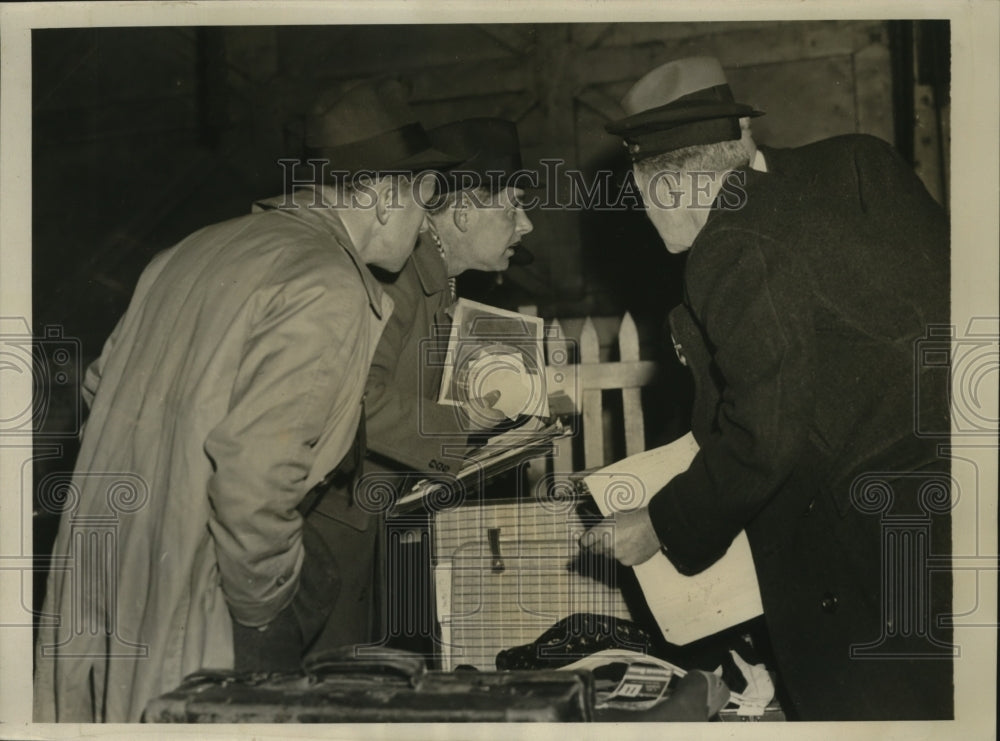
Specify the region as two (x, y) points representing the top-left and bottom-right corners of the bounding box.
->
(738, 116), (757, 159)
(374, 177), (397, 226)
(452, 192), (470, 233)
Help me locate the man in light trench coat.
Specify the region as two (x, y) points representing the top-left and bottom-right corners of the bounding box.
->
(33, 79), (453, 723)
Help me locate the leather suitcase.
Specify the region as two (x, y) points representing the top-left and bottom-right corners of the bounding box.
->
(143, 648), (594, 723)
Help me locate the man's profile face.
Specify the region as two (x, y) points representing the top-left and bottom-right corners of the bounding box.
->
(632, 165), (705, 254)
(438, 186), (533, 273)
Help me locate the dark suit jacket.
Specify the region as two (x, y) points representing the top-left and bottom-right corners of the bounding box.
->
(365, 234), (471, 476)
(648, 134), (952, 719)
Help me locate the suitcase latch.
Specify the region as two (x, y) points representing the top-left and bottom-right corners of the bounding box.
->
(487, 527), (505, 573)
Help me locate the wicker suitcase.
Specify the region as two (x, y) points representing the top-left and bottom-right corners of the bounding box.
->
(432, 494), (634, 671)
(143, 648), (594, 723)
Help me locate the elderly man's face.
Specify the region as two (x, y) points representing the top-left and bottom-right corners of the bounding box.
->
(632, 165), (708, 254)
(435, 186), (533, 275)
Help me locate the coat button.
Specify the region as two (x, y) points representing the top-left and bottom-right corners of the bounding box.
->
(820, 592), (839, 613)
(806, 498), (816, 512)
(277, 574), (288, 586)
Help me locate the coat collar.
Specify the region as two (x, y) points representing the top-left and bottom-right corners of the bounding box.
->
(252, 187), (387, 319)
(409, 231), (452, 297)
(698, 148), (775, 235)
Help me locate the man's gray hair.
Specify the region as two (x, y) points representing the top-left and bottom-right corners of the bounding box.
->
(635, 137), (752, 178)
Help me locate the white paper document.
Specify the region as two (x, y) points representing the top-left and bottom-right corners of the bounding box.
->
(583, 432), (764, 645)
(437, 298), (548, 421)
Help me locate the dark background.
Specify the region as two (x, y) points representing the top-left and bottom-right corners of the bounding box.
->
(30, 20), (950, 604)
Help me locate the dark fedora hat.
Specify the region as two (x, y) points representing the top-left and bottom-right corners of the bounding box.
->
(427, 117), (541, 193)
(304, 78), (459, 173)
(605, 56), (764, 161)
(428, 118), (537, 265)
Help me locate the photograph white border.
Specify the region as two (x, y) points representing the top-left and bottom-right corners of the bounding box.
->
(1, 2), (996, 740)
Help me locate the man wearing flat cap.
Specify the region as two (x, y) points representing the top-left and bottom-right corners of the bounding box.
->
(588, 56), (951, 720)
(34, 78), (448, 723)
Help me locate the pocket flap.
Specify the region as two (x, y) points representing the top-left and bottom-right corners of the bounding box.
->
(310, 484), (372, 531)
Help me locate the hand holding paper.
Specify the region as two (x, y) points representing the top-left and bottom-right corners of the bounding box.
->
(582, 433), (763, 646)
(579, 507), (661, 566)
(438, 298), (549, 421)
(465, 351), (534, 420)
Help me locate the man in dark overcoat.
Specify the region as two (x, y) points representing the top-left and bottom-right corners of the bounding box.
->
(587, 55), (952, 720)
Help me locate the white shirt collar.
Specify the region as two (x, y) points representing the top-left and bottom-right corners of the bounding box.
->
(751, 149), (768, 173)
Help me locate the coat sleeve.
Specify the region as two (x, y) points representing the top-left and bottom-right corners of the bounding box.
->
(204, 258), (370, 627)
(364, 287), (472, 474)
(82, 315), (124, 412)
(647, 227), (816, 574)
(82, 249), (177, 411)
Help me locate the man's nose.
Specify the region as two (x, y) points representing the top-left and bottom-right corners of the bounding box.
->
(516, 209), (534, 236)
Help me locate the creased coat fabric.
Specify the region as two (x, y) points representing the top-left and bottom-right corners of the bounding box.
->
(34, 196), (392, 722)
(648, 135), (952, 719)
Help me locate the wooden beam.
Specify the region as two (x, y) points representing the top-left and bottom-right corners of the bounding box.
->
(571, 23), (613, 51)
(596, 21), (787, 47)
(499, 93), (541, 123)
(913, 83), (946, 205)
(43, 146), (224, 312)
(409, 61), (533, 102)
(532, 24), (584, 297)
(853, 42), (895, 144)
(595, 20), (885, 57)
(574, 87), (624, 123)
(475, 24), (535, 55)
(579, 21), (888, 87)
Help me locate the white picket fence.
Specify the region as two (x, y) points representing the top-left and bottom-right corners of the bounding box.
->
(520, 309), (658, 473)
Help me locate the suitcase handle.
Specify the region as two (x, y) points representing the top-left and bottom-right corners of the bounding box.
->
(302, 646), (427, 684)
(178, 668), (301, 689)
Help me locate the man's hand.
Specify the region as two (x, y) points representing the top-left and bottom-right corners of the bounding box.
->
(579, 506), (661, 566)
